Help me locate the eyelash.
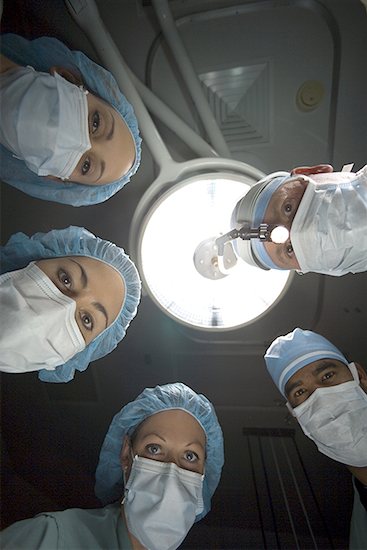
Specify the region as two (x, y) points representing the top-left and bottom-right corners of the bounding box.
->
(91, 111), (100, 134)
(146, 444), (161, 455)
(285, 242), (294, 256)
(294, 388), (306, 398)
(284, 202), (293, 214)
(184, 450), (199, 463)
(81, 157), (91, 176)
(322, 371), (335, 381)
(79, 311), (94, 332)
(58, 268), (72, 290)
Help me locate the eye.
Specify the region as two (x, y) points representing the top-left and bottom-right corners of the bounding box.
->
(81, 157), (91, 176)
(91, 111), (100, 134)
(284, 202), (293, 214)
(322, 371), (335, 381)
(80, 311), (94, 331)
(286, 242), (294, 256)
(294, 388), (306, 398)
(184, 450), (199, 463)
(58, 269), (72, 290)
(146, 444), (161, 456)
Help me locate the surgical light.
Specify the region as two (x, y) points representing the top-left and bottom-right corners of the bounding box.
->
(137, 174), (291, 331)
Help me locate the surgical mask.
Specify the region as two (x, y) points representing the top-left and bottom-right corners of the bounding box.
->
(0, 65), (91, 179)
(0, 262), (85, 373)
(290, 166), (367, 276)
(123, 455), (204, 550)
(289, 363), (367, 467)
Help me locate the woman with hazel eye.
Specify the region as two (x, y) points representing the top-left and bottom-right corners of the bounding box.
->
(1, 383), (225, 550)
(0, 226), (141, 382)
(231, 163), (367, 276)
(0, 33), (141, 206)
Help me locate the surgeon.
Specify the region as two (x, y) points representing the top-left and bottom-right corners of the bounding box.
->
(264, 328), (367, 549)
(0, 33), (141, 206)
(0, 382), (224, 550)
(0, 226), (141, 382)
(232, 163), (367, 276)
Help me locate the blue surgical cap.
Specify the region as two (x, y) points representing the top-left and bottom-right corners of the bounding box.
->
(264, 328), (349, 396)
(236, 172), (290, 270)
(95, 382), (224, 521)
(0, 34), (141, 206)
(0, 226), (141, 382)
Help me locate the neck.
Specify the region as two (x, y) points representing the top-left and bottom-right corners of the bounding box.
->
(347, 465), (367, 486)
(0, 54), (20, 74)
(121, 505), (147, 550)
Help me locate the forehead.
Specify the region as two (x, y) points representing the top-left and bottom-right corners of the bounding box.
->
(285, 358), (351, 391)
(264, 178), (307, 213)
(135, 410), (206, 442)
(40, 255), (112, 272)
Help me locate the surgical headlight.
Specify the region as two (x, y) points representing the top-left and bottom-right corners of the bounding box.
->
(194, 223), (289, 280)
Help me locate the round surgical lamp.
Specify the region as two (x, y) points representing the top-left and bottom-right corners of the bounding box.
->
(130, 165), (292, 331)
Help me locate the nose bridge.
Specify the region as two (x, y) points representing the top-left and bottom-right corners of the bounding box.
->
(166, 448), (180, 467)
(72, 287), (93, 307)
(308, 377), (322, 397)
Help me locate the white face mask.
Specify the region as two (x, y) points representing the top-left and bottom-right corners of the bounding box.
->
(123, 455), (204, 550)
(0, 262), (85, 373)
(289, 363), (367, 467)
(290, 166), (367, 275)
(0, 65), (91, 179)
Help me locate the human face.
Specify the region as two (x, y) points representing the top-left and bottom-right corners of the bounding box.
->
(261, 165), (333, 269)
(262, 178), (307, 269)
(36, 256), (125, 345)
(69, 93), (136, 185)
(122, 410), (206, 476)
(285, 359), (353, 408)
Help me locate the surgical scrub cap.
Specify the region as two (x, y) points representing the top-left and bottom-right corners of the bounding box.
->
(95, 382), (224, 521)
(235, 171), (290, 270)
(0, 34), (141, 206)
(264, 328), (349, 396)
(0, 226), (141, 382)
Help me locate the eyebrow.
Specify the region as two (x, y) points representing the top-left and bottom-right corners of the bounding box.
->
(312, 361), (338, 375)
(185, 440), (205, 452)
(93, 113), (114, 183)
(141, 433), (167, 443)
(69, 259), (87, 288)
(95, 160), (106, 183)
(92, 301), (109, 329)
(107, 111), (115, 141)
(68, 259), (108, 328)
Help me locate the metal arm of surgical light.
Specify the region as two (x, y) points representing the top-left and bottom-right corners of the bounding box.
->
(64, 0), (264, 244)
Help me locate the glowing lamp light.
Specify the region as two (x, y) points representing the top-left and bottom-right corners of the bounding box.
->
(138, 174), (291, 330)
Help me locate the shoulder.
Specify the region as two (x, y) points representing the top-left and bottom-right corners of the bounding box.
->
(1, 513), (59, 549)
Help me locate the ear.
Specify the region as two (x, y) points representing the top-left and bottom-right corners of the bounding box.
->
(291, 164), (333, 176)
(49, 66), (84, 87)
(355, 362), (367, 392)
(120, 435), (132, 472)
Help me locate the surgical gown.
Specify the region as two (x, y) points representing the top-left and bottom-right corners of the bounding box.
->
(0, 503), (132, 550)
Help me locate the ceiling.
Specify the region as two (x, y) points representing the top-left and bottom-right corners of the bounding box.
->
(1, 0), (367, 548)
